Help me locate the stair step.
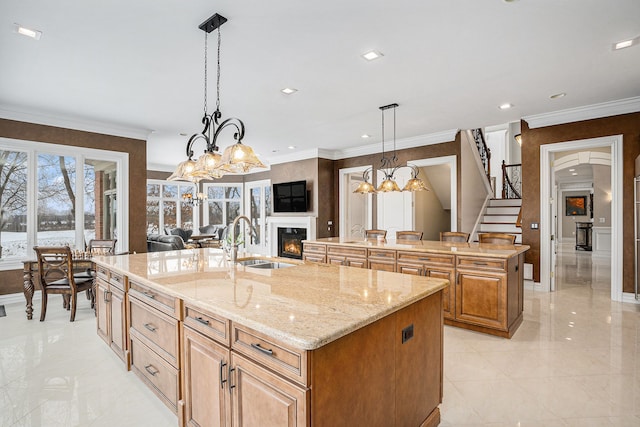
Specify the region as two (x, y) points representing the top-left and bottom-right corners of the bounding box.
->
(486, 207), (521, 215)
(488, 198), (522, 207)
(483, 214), (519, 222)
(479, 223), (522, 233)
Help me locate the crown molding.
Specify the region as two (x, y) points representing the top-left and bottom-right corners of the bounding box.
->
(523, 96), (640, 129)
(333, 128), (458, 160)
(0, 104), (152, 140)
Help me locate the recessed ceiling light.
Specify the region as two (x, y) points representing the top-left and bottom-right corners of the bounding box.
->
(361, 134), (371, 139)
(361, 50), (383, 61)
(288, 145), (296, 150)
(498, 103), (514, 110)
(14, 23), (42, 40)
(613, 37), (638, 50)
(571, 172), (578, 176)
(569, 168), (575, 172)
(281, 88), (297, 95)
(550, 92), (566, 99)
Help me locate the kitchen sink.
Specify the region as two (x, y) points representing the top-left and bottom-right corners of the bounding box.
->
(236, 259), (296, 269)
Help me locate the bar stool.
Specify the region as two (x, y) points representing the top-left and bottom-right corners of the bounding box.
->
(440, 232), (469, 243)
(396, 231), (423, 241)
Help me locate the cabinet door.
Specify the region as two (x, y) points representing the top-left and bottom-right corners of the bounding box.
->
(96, 279), (110, 345)
(456, 270), (507, 329)
(231, 352), (308, 427)
(109, 285), (128, 363)
(327, 256), (346, 266)
(397, 263), (422, 276)
(346, 258), (366, 268)
(369, 260), (396, 272)
(425, 266), (455, 320)
(183, 326), (230, 427)
(302, 254), (325, 263)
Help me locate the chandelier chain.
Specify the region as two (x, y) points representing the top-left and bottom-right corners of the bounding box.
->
(216, 26), (221, 112)
(203, 33), (208, 116)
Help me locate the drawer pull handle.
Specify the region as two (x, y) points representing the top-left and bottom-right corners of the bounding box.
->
(194, 316), (210, 326)
(418, 257), (430, 261)
(473, 262), (488, 266)
(251, 343), (274, 356)
(104, 289), (110, 303)
(220, 361), (227, 389)
(142, 291), (155, 299)
(144, 323), (157, 332)
(229, 367), (236, 391)
(144, 364), (159, 376)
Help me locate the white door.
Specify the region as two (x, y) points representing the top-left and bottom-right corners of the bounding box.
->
(339, 166), (373, 239)
(376, 168), (414, 239)
(244, 180), (270, 255)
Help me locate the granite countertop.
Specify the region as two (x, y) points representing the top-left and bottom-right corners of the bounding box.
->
(93, 248), (448, 350)
(306, 237), (530, 258)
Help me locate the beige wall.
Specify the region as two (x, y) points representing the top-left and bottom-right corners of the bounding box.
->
(415, 172), (450, 241)
(592, 165), (611, 226)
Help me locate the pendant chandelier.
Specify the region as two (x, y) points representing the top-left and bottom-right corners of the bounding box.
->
(354, 103), (428, 194)
(169, 13), (265, 183)
(182, 191), (207, 207)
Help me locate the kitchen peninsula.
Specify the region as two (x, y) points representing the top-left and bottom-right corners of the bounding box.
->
(92, 248), (448, 427)
(303, 238), (529, 338)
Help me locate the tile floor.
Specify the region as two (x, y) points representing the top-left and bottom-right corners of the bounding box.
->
(1, 246), (639, 426)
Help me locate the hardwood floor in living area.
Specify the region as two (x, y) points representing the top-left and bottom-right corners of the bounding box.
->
(1, 246), (639, 426)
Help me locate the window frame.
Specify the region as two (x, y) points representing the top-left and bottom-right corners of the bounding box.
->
(0, 137), (129, 271)
(201, 182), (244, 228)
(146, 179), (199, 234)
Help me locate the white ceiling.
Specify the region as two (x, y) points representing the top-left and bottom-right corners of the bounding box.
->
(1, 0), (639, 171)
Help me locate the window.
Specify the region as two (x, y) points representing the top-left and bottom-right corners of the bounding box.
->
(146, 180), (197, 234)
(0, 138), (128, 270)
(202, 183), (242, 228)
(245, 180), (270, 254)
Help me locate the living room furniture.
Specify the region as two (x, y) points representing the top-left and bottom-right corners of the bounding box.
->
(575, 222), (593, 251)
(147, 234), (186, 252)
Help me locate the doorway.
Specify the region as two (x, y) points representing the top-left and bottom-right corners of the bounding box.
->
(339, 166), (372, 239)
(540, 136), (623, 301)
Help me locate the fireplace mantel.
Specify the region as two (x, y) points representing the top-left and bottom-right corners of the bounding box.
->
(267, 216), (317, 257)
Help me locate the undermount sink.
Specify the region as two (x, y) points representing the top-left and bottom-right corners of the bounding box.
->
(236, 259), (296, 269)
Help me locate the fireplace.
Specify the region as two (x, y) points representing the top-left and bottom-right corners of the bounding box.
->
(277, 227), (307, 259)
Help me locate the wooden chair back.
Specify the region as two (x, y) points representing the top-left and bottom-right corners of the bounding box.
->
(88, 239), (117, 255)
(478, 232), (516, 245)
(440, 232), (470, 243)
(365, 229), (387, 240)
(396, 231), (423, 241)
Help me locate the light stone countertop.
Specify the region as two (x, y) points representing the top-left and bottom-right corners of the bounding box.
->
(306, 237), (530, 258)
(92, 248), (448, 350)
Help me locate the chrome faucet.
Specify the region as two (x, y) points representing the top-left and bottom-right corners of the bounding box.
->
(229, 215), (255, 263)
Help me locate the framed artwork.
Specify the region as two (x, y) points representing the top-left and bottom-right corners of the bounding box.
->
(565, 195), (587, 216)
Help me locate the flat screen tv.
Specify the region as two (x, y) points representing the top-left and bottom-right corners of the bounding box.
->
(273, 180), (307, 213)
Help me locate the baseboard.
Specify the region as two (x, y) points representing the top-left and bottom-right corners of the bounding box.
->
(622, 293), (640, 305)
(0, 292), (39, 306)
(524, 280), (549, 292)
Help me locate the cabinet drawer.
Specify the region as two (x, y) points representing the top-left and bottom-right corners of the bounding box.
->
(457, 256), (506, 272)
(367, 248), (396, 260)
(397, 251), (454, 266)
(303, 254), (326, 263)
(232, 324), (308, 387)
(129, 279), (180, 318)
(130, 337), (179, 413)
(109, 271), (126, 292)
(95, 265), (109, 282)
(327, 245), (367, 258)
(183, 304), (230, 346)
(129, 297), (179, 367)
(303, 242), (326, 254)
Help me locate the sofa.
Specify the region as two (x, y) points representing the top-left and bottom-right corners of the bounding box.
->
(199, 224), (226, 240)
(147, 234), (185, 252)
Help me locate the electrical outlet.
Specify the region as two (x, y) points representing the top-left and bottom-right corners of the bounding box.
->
(599, 218), (605, 223)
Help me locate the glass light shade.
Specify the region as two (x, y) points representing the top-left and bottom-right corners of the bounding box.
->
(402, 177), (429, 192)
(168, 159), (198, 181)
(515, 134), (522, 145)
(354, 181), (377, 194)
(192, 151), (224, 179)
(217, 142), (266, 173)
(377, 178), (402, 192)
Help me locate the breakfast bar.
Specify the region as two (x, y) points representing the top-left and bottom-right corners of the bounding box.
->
(92, 248), (448, 426)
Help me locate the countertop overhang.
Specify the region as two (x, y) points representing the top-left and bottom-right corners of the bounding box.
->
(306, 237), (530, 258)
(93, 248), (448, 350)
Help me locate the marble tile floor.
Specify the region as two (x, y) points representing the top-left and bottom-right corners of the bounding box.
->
(1, 247), (639, 426)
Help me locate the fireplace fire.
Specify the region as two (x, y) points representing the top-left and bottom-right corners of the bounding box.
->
(277, 227), (307, 259)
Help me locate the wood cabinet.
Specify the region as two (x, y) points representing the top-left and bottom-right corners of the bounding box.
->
(326, 245), (367, 268)
(95, 265), (129, 366)
(301, 242), (326, 263)
(129, 279), (182, 413)
(368, 248), (396, 272)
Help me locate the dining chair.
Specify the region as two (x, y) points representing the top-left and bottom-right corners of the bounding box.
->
(34, 246), (94, 322)
(396, 231), (423, 241)
(440, 231), (470, 243)
(365, 229), (387, 240)
(478, 232), (516, 245)
(88, 239), (117, 255)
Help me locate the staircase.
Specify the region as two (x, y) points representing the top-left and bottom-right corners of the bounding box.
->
(476, 198), (522, 243)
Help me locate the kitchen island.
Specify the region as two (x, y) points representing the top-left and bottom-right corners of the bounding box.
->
(303, 238), (530, 338)
(92, 248), (448, 427)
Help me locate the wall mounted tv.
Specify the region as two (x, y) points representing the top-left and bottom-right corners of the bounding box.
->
(273, 180), (308, 213)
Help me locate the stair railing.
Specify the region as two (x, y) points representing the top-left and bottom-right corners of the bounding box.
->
(501, 160), (522, 199)
(471, 129), (491, 185)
